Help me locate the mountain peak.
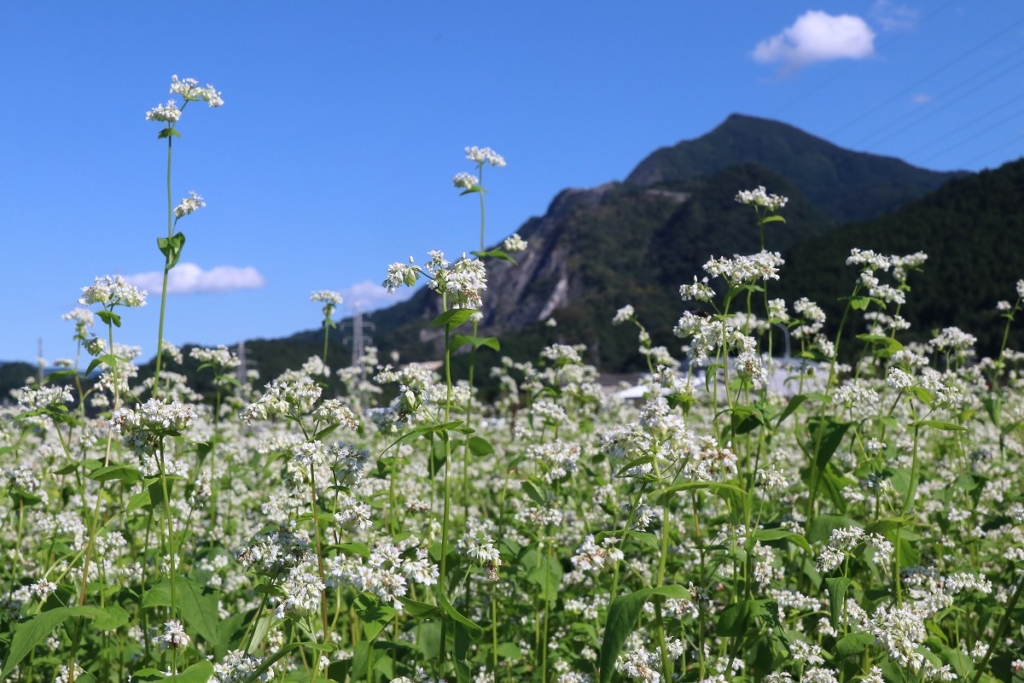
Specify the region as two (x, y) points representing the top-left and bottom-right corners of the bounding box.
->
(626, 113), (964, 223)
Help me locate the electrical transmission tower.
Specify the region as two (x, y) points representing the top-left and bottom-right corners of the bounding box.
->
(235, 341), (258, 385)
(341, 303), (375, 373)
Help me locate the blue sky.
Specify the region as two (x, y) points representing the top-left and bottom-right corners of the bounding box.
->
(3, 1), (1023, 364)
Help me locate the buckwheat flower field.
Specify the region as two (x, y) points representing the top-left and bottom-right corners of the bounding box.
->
(2, 77), (1024, 683)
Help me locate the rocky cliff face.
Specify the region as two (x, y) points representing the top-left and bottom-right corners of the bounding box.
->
(480, 184), (618, 333)
(343, 114), (968, 368)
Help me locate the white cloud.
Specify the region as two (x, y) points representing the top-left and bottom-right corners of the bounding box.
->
(124, 263), (265, 295)
(911, 93), (933, 105)
(340, 279), (415, 312)
(753, 10), (876, 69)
(872, 0), (919, 32)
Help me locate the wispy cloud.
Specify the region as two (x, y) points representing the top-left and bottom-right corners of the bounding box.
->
(753, 10), (876, 71)
(124, 263), (266, 295)
(911, 93), (933, 105)
(872, 0), (919, 32)
(340, 279), (415, 312)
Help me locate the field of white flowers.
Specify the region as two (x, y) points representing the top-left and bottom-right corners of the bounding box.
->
(2, 77), (1024, 683)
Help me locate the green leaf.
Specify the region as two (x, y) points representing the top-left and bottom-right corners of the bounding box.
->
(495, 642), (522, 660)
(775, 394), (807, 428)
(597, 587), (689, 683)
(910, 386), (933, 404)
(471, 249), (518, 265)
(438, 592), (483, 639)
(808, 418), (851, 470)
(126, 489), (152, 514)
(824, 577), (852, 630)
(149, 576), (221, 647)
(834, 631), (875, 658)
(95, 310), (122, 328)
(157, 232), (187, 270)
(431, 309), (474, 328)
(157, 127), (181, 139)
(1, 607), (75, 678)
(652, 481), (747, 506)
(244, 642), (302, 680)
(599, 588), (653, 683)
(912, 419), (967, 432)
(85, 353), (119, 376)
(807, 514), (858, 544)
(761, 214), (786, 224)
(717, 600), (755, 637)
(467, 436), (494, 456)
(174, 660), (213, 683)
(521, 479), (546, 506)
(452, 334), (501, 352)
(849, 297), (871, 311)
(326, 542), (370, 559)
(88, 464), (141, 485)
(92, 604), (130, 631)
(753, 528), (811, 555)
(730, 406), (765, 435)
(525, 554), (563, 602)
(401, 598), (441, 619)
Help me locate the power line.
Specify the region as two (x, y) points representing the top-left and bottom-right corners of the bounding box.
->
(769, 0), (957, 118)
(960, 128), (1024, 168)
(916, 96), (1024, 165)
(826, 14), (1024, 138)
(859, 47), (1024, 148)
(904, 88), (1024, 159)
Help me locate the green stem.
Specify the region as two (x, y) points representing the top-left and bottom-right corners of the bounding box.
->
(154, 135), (174, 396)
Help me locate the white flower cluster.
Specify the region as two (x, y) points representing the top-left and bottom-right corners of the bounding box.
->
(311, 399), (359, 429)
(792, 297), (826, 338)
(456, 530), (501, 566)
(886, 367), (914, 391)
(169, 74), (224, 107)
(155, 620), (190, 651)
(190, 345), (241, 369)
(453, 172), (480, 190)
(383, 258), (420, 292)
(735, 185), (788, 211)
(212, 650), (271, 683)
(703, 251), (784, 285)
(570, 535), (625, 574)
(815, 526), (892, 573)
(503, 233), (528, 252)
(241, 376), (323, 423)
(62, 307), (94, 337)
(79, 274), (147, 308)
(525, 440), (580, 482)
(617, 645), (660, 682)
(275, 562), (324, 619)
(465, 146), (506, 167)
(17, 385), (73, 412)
(173, 191), (205, 218)
(426, 253), (487, 310)
(236, 528), (314, 574)
(310, 290), (343, 306)
(679, 276), (715, 302)
(145, 101), (181, 123)
(929, 326), (977, 354)
(541, 343), (585, 365)
(110, 398), (197, 436)
(612, 305), (635, 325)
(326, 539), (437, 609)
(871, 604), (926, 672)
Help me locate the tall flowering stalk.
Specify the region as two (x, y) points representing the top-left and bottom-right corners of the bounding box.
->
(147, 75), (223, 396)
